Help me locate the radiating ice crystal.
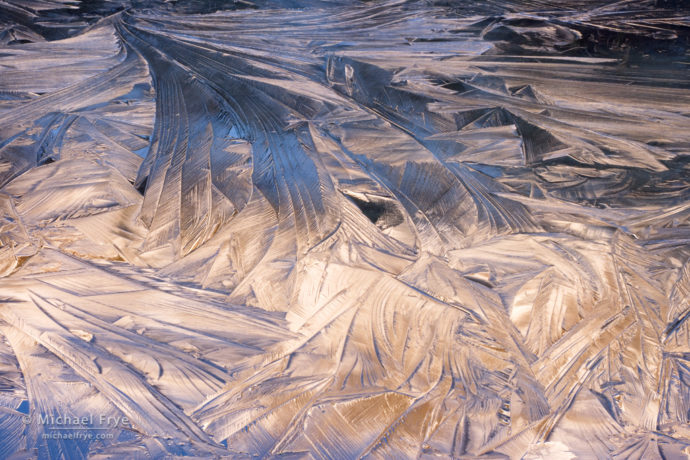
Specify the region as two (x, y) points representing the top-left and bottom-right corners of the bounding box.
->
(0, 0), (689, 458)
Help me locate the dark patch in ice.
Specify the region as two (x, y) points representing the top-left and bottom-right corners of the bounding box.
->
(135, 176), (148, 195)
(343, 192), (404, 229)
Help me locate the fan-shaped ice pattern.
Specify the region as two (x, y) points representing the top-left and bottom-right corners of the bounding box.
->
(1, 0), (689, 458)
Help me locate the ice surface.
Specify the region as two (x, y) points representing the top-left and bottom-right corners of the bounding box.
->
(0, 0), (689, 458)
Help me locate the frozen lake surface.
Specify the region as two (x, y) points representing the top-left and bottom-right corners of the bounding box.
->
(0, 0), (689, 458)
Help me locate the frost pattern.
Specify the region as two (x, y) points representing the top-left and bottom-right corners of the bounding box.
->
(0, 0), (689, 458)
